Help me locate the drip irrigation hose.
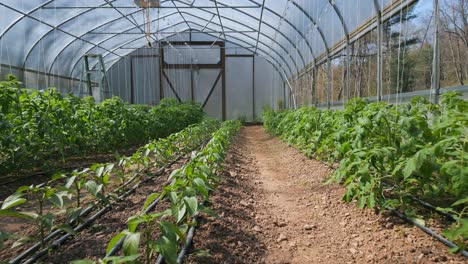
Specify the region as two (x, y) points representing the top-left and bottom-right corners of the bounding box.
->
(9, 152), (185, 264)
(176, 214), (199, 264)
(391, 209), (468, 258)
(408, 196), (456, 221)
(105, 141), (211, 259)
(12, 141), (209, 264)
(104, 195), (163, 257)
(18, 158), (179, 264)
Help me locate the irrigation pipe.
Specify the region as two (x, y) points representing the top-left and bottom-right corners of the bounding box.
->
(105, 142), (211, 259)
(9, 151), (187, 264)
(391, 209), (468, 258)
(176, 214), (199, 264)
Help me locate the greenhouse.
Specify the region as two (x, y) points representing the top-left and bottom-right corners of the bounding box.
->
(0, 0), (467, 263)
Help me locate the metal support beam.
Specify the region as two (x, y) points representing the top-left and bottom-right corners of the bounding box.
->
(312, 66), (317, 107)
(431, 0), (440, 104)
(327, 56), (332, 109)
(376, 7), (383, 101)
(202, 71), (222, 108)
(83, 57), (93, 95)
(162, 71), (182, 102)
(346, 43), (351, 102)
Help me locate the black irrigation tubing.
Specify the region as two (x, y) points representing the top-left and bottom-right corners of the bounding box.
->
(176, 214), (199, 264)
(18, 157), (181, 264)
(13, 141), (209, 264)
(380, 182), (457, 222)
(105, 142), (212, 259)
(0, 163), (94, 186)
(154, 214), (200, 264)
(391, 209), (468, 258)
(9, 147), (194, 264)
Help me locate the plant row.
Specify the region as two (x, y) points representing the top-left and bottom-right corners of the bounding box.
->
(263, 92), (467, 251)
(0, 75), (204, 176)
(0, 119), (219, 261)
(78, 120), (241, 264)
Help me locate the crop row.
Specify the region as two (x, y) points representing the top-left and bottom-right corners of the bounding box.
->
(76, 120), (241, 264)
(0, 75), (204, 176)
(0, 119), (220, 263)
(263, 92), (467, 252)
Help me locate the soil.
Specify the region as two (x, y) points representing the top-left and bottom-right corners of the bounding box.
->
(0, 155), (188, 263)
(0, 145), (141, 200)
(186, 126), (466, 264)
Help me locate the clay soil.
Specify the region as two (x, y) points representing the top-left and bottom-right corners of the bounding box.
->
(186, 126), (466, 264)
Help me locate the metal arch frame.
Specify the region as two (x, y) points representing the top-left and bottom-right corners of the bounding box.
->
(22, 0), (174, 70)
(102, 29), (288, 93)
(180, 11), (302, 73)
(170, 0), (191, 30)
(4, 0), (311, 80)
(0, 0), (56, 38)
(254, 0), (266, 54)
(328, 0), (349, 37)
(0, 3), (123, 60)
(200, 0), (313, 69)
(46, 5), (300, 78)
(69, 21), (189, 78)
(67, 10), (299, 79)
(47, 9), (181, 77)
(95, 21), (294, 79)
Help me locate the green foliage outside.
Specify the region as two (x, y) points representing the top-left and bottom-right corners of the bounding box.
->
(263, 92), (468, 251)
(0, 75), (204, 176)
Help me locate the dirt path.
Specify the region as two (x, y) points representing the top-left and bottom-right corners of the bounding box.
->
(187, 126), (465, 264)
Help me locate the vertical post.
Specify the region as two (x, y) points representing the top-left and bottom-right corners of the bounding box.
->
(130, 57), (135, 104)
(283, 81), (286, 109)
(221, 43), (226, 121)
(159, 46), (164, 102)
(190, 69), (194, 101)
(83, 56), (92, 96)
(376, 9), (383, 101)
(252, 56), (256, 121)
(346, 43), (351, 104)
(327, 56), (331, 109)
(312, 66), (317, 107)
(432, 0), (440, 104)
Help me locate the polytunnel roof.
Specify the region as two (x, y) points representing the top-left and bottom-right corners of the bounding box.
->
(0, 0), (399, 79)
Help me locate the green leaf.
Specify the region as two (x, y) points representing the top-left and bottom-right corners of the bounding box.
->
(183, 196), (198, 216)
(54, 224), (77, 235)
(49, 193), (64, 208)
(1, 194), (27, 210)
(451, 197), (468, 207)
(84, 180), (101, 196)
(142, 193), (160, 212)
(122, 232), (140, 256)
(103, 255), (140, 264)
(0, 209), (37, 220)
(155, 236), (178, 264)
(70, 260), (96, 264)
(106, 232), (127, 255)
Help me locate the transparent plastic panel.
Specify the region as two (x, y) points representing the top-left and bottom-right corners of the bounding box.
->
(163, 68), (191, 101)
(226, 56), (254, 121)
(255, 57), (284, 118)
(1, 0), (46, 13)
(193, 69), (222, 120)
(0, 5), (22, 34)
(0, 17), (51, 67)
(132, 56), (160, 105)
(107, 57), (131, 102)
(164, 45), (220, 65)
(335, 0), (375, 34)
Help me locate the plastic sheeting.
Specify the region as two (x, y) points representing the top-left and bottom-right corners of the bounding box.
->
(0, 0), (402, 81)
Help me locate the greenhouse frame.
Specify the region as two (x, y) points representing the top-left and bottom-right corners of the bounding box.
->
(0, 0), (468, 263)
(1, 0), (466, 120)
